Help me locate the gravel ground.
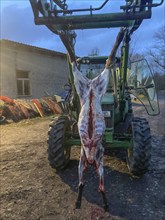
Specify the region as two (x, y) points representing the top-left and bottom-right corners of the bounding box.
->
(0, 92), (165, 220)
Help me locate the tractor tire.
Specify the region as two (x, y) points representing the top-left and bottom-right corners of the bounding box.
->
(47, 115), (71, 170)
(127, 117), (152, 176)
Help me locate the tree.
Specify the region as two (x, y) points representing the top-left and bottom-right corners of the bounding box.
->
(148, 25), (165, 74)
(130, 52), (145, 62)
(88, 47), (100, 56)
(154, 72), (165, 90)
(128, 34), (146, 63)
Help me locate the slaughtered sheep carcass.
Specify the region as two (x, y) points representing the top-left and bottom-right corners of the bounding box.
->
(72, 62), (110, 211)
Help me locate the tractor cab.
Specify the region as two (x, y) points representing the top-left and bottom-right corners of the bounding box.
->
(77, 56), (107, 79)
(77, 56), (160, 116)
(77, 56), (117, 99)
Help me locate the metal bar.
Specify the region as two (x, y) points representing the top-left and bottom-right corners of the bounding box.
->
(121, 34), (130, 99)
(106, 140), (131, 148)
(64, 139), (81, 146)
(29, 0), (39, 18)
(53, 21), (135, 31)
(152, 0), (164, 7)
(119, 31), (130, 120)
(53, 0), (67, 10)
(51, 0), (109, 14)
(121, 0), (164, 9)
(64, 139), (131, 148)
(120, 4), (151, 10)
(35, 11), (151, 26)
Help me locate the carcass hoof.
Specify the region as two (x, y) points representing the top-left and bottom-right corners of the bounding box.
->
(75, 201), (81, 209)
(103, 203), (109, 212)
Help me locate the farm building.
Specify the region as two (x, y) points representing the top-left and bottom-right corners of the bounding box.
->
(0, 40), (69, 99)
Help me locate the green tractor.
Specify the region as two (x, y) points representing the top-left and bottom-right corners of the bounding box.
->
(47, 54), (159, 176)
(30, 0), (162, 176)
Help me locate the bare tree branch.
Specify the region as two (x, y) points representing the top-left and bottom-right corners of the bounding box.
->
(147, 25), (165, 73)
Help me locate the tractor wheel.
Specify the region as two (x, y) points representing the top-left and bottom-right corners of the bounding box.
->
(47, 115), (71, 170)
(127, 117), (152, 176)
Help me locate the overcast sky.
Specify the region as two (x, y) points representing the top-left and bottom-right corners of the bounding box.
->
(0, 0), (165, 56)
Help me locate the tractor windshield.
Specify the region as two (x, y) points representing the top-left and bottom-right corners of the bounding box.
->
(128, 59), (160, 116)
(79, 63), (105, 79)
(79, 62), (114, 91)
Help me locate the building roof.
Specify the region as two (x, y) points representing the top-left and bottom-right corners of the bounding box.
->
(0, 39), (67, 58)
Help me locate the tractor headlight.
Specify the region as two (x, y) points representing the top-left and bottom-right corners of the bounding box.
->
(103, 111), (111, 118)
(81, 57), (90, 64)
(86, 58), (90, 63)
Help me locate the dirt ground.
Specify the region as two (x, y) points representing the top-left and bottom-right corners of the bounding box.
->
(0, 93), (165, 220)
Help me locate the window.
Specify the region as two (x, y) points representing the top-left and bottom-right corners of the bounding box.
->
(16, 70), (31, 96)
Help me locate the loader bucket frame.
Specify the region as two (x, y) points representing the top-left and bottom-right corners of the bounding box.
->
(29, 0), (164, 62)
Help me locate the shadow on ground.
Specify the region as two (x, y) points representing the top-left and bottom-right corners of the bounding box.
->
(57, 147), (165, 220)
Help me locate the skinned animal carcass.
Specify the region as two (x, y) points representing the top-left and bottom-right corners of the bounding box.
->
(72, 62), (109, 210)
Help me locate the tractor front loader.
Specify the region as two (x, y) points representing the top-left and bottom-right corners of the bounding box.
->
(30, 0), (162, 176)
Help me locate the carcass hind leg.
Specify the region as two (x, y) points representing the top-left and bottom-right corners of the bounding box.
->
(75, 148), (86, 209)
(98, 158), (109, 211)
